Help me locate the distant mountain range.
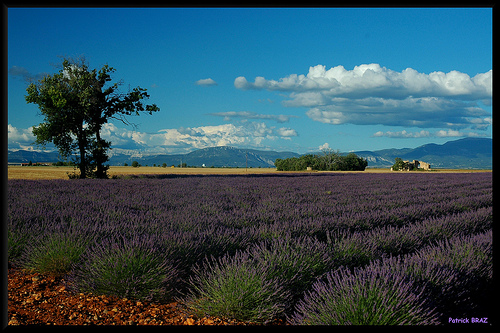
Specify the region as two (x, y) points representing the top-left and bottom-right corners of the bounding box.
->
(8, 137), (492, 169)
(108, 146), (300, 168)
(353, 137), (492, 169)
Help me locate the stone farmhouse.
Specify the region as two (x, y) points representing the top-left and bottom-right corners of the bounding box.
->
(415, 160), (431, 170)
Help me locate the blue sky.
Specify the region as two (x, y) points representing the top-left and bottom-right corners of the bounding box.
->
(8, 7), (492, 155)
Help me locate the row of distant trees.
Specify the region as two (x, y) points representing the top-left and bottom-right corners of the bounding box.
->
(124, 162), (190, 168)
(124, 161), (187, 168)
(275, 149), (368, 171)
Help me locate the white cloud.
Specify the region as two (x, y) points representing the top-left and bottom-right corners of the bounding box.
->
(318, 142), (330, 151)
(234, 76), (250, 90)
(236, 64), (491, 99)
(235, 64), (492, 131)
(304, 97), (491, 129)
(208, 111), (297, 123)
(195, 78), (217, 86)
(372, 129), (490, 138)
(99, 121), (297, 154)
(8, 124), (39, 150)
(275, 127), (298, 137)
(8, 124), (35, 142)
(9, 121), (299, 155)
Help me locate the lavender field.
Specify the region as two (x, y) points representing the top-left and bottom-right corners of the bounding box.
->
(7, 172), (492, 325)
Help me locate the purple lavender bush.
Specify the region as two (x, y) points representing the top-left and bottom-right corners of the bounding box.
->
(246, 235), (335, 307)
(291, 265), (440, 325)
(329, 230), (379, 268)
(69, 234), (178, 302)
(7, 172), (492, 324)
(409, 231), (493, 319)
(182, 250), (291, 324)
(7, 227), (34, 267)
(20, 231), (91, 277)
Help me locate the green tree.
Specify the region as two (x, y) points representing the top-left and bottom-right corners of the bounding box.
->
(392, 158), (407, 171)
(131, 161), (140, 168)
(343, 152), (368, 171)
(275, 152), (367, 171)
(320, 148), (341, 171)
(26, 57), (159, 179)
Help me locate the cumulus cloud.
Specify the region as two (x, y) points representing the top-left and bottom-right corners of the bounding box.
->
(235, 64), (491, 99)
(9, 121), (298, 155)
(305, 97), (491, 129)
(318, 142), (330, 151)
(208, 111), (297, 123)
(234, 64), (492, 131)
(8, 124), (35, 142)
(276, 127), (298, 137)
(195, 78), (218, 86)
(99, 122), (297, 154)
(8, 124), (38, 150)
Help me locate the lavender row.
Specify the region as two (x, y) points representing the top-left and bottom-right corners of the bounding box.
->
(8, 173), (492, 271)
(7, 173), (492, 324)
(291, 230), (492, 325)
(8, 173), (491, 236)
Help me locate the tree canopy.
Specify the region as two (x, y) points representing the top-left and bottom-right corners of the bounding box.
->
(275, 150), (368, 171)
(391, 157), (417, 171)
(26, 57), (160, 179)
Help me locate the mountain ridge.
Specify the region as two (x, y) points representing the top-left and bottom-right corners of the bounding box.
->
(8, 137), (492, 169)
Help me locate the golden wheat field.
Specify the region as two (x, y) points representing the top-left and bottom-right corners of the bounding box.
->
(7, 165), (491, 180)
(6, 166), (276, 180)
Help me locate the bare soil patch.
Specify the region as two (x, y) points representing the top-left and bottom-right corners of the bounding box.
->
(7, 266), (286, 326)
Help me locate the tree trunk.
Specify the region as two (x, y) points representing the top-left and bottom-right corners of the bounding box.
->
(94, 129), (107, 179)
(78, 135), (87, 179)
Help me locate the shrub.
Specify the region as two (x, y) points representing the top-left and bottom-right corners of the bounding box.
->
(412, 231), (492, 286)
(21, 232), (90, 277)
(362, 255), (457, 322)
(70, 234), (178, 302)
(409, 231), (492, 318)
(7, 173), (492, 324)
(7, 228), (32, 266)
(275, 152), (367, 171)
(346, 231), (493, 323)
(330, 231), (378, 268)
(182, 251), (291, 323)
(291, 265), (440, 325)
(367, 225), (423, 256)
(247, 236), (334, 305)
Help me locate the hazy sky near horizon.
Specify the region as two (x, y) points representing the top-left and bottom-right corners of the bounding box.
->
(8, 7), (492, 155)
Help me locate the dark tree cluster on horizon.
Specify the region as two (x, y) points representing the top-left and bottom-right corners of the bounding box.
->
(275, 150), (368, 171)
